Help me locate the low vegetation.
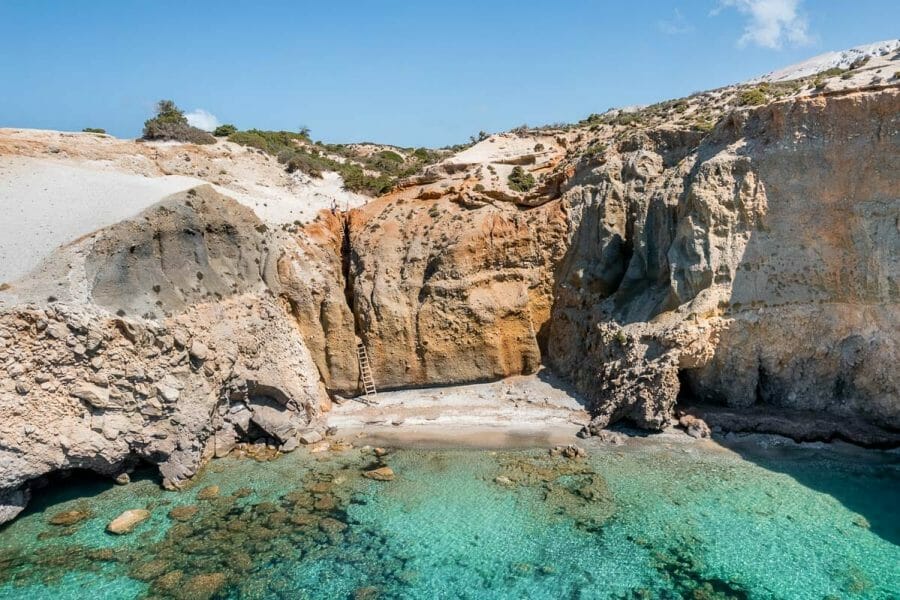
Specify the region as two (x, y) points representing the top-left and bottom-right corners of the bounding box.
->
(142, 100), (215, 144)
(508, 166), (535, 192)
(738, 87), (768, 106)
(213, 124), (237, 137)
(224, 127), (442, 196)
(81, 127), (106, 134)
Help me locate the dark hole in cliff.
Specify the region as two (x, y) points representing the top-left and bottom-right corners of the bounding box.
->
(340, 214), (355, 313)
(676, 369), (698, 405)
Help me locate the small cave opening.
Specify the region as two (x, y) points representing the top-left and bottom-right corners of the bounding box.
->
(10, 461), (162, 525)
(676, 368), (701, 408)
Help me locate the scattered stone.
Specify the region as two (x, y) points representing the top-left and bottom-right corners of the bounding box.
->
(280, 437), (299, 453)
(299, 430), (323, 445)
(313, 494), (336, 511)
(156, 382), (180, 403)
(363, 466), (395, 481)
(594, 430), (626, 445)
(373, 447), (389, 457)
(114, 472), (130, 485)
(494, 476), (514, 487)
(233, 487), (252, 498)
(319, 516), (348, 535)
(679, 414), (712, 439)
(189, 340), (210, 361)
(71, 382), (112, 408)
(178, 572), (226, 600)
(197, 485), (220, 500)
(49, 509), (91, 526)
(107, 509), (150, 534)
(168, 505), (198, 521)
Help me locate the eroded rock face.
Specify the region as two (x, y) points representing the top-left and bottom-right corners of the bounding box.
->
(0, 86), (898, 524)
(0, 187), (332, 521)
(345, 191), (569, 390)
(549, 88), (900, 432)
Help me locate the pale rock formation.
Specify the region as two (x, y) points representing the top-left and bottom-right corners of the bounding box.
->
(1, 76), (898, 524)
(0, 187), (333, 522)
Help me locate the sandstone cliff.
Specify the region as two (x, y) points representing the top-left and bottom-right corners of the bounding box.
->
(549, 89), (899, 436)
(1, 64), (898, 522)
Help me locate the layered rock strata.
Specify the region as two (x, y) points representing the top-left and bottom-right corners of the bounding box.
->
(1, 85), (898, 522)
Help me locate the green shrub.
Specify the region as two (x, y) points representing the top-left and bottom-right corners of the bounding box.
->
(142, 99), (215, 144)
(738, 88), (767, 106)
(508, 166), (535, 192)
(583, 142), (607, 159)
(375, 150), (403, 163)
(817, 67), (846, 78)
(692, 119), (715, 133)
(227, 129), (308, 155)
(82, 127), (106, 134)
(213, 124), (237, 137)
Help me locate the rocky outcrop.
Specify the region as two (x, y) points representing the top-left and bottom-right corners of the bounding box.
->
(1, 84), (898, 524)
(549, 88), (899, 434)
(0, 187), (334, 522)
(345, 193), (569, 390)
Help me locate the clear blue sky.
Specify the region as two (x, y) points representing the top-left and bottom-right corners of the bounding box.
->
(1, 1), (897, 147)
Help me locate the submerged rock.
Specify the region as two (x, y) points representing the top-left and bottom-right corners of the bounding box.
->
(178, 572), (226, 600)
(363, 467), (395, 481)
(197, 485), (219, 500)
(48, 509), (91, 526)
(107, 509), (150, 534)
(152, 570), (184, 594)
(168, 505), (198, 521)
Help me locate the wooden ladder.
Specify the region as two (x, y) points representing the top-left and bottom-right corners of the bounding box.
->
(356, 341), (377, 399)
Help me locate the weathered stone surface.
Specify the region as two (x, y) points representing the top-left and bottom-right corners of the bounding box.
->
(49, 509), (91, 526)
(363, 466), (395, 481)
(107, 509), (150, 534)
(548, 88), (900, 435)
(0, 85), (897, 527)
(168, 505), (198, 521)
(0, 188), (328, 523)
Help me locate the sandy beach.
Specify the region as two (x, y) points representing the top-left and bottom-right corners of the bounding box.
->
(327, 372), (593, 448)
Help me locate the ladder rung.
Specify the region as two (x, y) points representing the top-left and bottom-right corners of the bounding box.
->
(356, 342), (377, 398)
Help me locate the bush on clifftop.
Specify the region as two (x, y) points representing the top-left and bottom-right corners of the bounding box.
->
(213, 123), (237, 137)
(508, 166), (536, 193)
(142, 100), (216, 144)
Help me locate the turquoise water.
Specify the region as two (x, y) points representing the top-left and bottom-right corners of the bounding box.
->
(0, 437), (897, 599)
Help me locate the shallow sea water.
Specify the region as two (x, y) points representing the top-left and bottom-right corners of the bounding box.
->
(0, 436), (897, 599)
